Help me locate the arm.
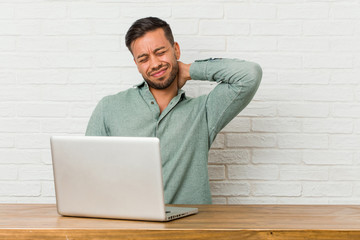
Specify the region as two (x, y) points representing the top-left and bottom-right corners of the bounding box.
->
(85, 98), (108, 136)
(189, 58), (262, 145)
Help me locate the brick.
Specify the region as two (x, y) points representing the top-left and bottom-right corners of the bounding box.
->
(168, 20), (199, 35)
(0, 103), (15, 117)
(227, 37), (277, 51)
(0, 86), (41, 101)
(200, 20), (249, 36)
(228, 165), (278, 180)
(0, 71), (16, 84)
(15, 134), (51, 149)
(278, 70), (329, 85)
(0, 182), (41, 197)
(17, 37), (67, 52)
(17, 103), (68, 117)
(226, 133), (277, 148)
(69, 103), (96, 118)
(0, 166), (18, 180)
(0, 4), (14, 19)
(239, 102), (277, 117)
(278, 4), (329, 19)
(304, 54), (353, 69)
(15, 4), (67, 19)
(259, 71), (278, 85)
(208, 165), (225, 180)
(0, 150), (41, 164)
(42, 118), (88, 133)
(278, 103), (329, 117)
(120, 6), (171, 18)
(40, 54), (92, 68)
(332, 103), (360, 118)
(303, 151), (353, 165)
(94, 52), (133, 67)
(70, 4), (119, 18)
(94, 85), (132, 102)
(252, 22), (301, 36)
(210, 134), (225, 149)
(211, 197), (227, 204)
(304, 21), (355, 36)
(277, 197), (329, 204)
(0, 134), (14, 148)
(255, 86), (303, 101)
(210, 182), (250, 196)
(0, 119), (41, 133)
(222, 117), (250, 133)
(331, 38), (360, 51)
(225, 4), (276, 19)
(331, 71), (360, 84)
(177, 36), (226, 51)
(14, 196), (56, 204)
(332, 4), (360, 19)
(41, 182), (55, 197)
(0, 54), (40, 69)
(228, 197), (277, 204)
(330, 167), (360, 180)
(278, 134), (328, 149)
(94, 20), (132, 35)
(252, 183), (301, 197)
(68, 37), (121, 52)
(280, 166), (328, 181)
(330, 135), (360, 150)
(356, 120), (360, 134)
(329, 198), (360, 205)
(252, 118), (302, 133)
(43, 20), (92, 35)
(208, 149), (250, 164)
(41, 150), (52, 165)
(19, 165), (53, 180)
(42, 86), (92, 101)
(0, 21), (40, 35)
(356, 87), (360, 103)
(250, 54), (302, 69)
(303, 119), (353, 134)
(252, 149), (302, 165)
(354, 184), (360, 197)
(17, 70), (68, 85)
(278, 38), (329, 51)
(0, 37), (15, 51)
(302, 183), (352, 197)
(173, 5), (223, 19)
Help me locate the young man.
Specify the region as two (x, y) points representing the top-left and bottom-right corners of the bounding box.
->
(86, 17), (262, 204)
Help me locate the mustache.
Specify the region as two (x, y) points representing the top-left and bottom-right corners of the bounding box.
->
(148, 64), (169, 76)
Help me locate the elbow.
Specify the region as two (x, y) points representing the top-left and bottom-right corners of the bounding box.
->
(249, 62), (263, 86)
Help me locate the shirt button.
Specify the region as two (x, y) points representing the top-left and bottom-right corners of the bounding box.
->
(151, 101), (154, 104)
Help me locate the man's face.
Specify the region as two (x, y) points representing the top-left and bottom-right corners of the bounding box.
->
(131, 28), (180, 90)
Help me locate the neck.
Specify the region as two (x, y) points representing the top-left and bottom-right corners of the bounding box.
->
(149, 78), (178, 113)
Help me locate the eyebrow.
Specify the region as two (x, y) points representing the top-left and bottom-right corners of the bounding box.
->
(136, 46), (166, 60)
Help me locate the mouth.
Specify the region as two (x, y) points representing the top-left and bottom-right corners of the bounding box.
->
(150, 67), (168, 78)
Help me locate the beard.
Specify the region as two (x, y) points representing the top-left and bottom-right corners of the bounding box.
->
(143, 62), (179, 90)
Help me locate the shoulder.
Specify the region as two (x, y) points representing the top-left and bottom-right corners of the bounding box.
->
(98, 87), (140, 107)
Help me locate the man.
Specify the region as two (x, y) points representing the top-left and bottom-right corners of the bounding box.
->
(86, 17), (262, 204)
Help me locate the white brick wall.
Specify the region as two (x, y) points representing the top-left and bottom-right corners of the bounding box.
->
(1, 0), (360, 205)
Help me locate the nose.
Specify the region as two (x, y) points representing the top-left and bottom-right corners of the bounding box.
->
(149, 55), (162, 71)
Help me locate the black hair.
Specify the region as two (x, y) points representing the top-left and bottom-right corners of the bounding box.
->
(125, 17), (174, 54)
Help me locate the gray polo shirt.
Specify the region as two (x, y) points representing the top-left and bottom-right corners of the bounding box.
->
(85, 58), (262, 204)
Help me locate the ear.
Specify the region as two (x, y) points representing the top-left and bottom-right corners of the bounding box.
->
(174, 42), (180, 60)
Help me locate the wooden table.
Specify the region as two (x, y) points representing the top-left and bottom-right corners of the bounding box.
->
(1, 204), (360, 239)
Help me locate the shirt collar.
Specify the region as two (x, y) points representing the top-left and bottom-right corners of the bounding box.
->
(134, 81), (187, 100)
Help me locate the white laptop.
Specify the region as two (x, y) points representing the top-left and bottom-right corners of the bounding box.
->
(50, 136), (198, 221)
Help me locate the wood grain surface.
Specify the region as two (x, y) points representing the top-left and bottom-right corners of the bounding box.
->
(1, 204), (360, 239)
